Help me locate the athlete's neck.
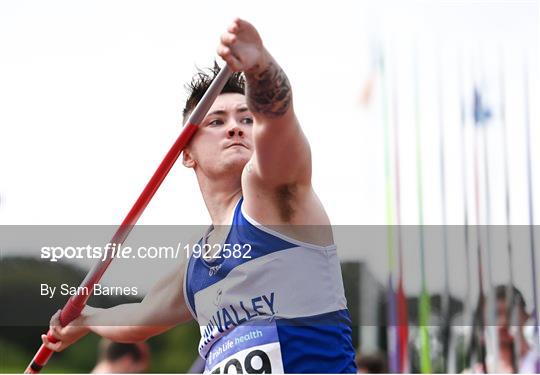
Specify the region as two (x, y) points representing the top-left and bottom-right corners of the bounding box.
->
(196, 171), (242, 225)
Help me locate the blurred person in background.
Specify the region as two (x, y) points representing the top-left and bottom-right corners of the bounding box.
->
(466, 285), (535, 373)
(355, 352), (386, 373)
(91, 339), (149, 373)
(496, 285), (538, 374)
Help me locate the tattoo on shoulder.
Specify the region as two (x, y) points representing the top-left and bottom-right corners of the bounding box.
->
(246, 62), (292, 118)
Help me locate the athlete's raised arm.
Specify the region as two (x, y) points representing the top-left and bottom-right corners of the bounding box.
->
(217, 18), (311, 189)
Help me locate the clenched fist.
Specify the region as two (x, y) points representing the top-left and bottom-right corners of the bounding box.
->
(41, 308), (92, 352)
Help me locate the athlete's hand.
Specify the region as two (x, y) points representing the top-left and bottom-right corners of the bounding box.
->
(217, 18), (269, 73)
(41, 308), (92, 352)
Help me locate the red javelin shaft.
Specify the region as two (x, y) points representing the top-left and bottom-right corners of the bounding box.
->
(24, 64), (232, 374)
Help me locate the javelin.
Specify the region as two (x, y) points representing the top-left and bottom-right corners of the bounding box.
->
(376, 40), (400, 374)
(523, 54), (540, 374)
(24, 64), (232, 374)
(437, 51), (452, 374)
(412, 45), (432, 375)
(498, 49), (519, 373)
(389, 47), (408, 373)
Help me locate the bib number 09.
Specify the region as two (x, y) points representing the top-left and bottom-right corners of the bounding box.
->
(211, 349), (271, 374)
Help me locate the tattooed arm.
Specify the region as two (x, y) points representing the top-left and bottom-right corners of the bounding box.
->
(217, 18), (311, 188)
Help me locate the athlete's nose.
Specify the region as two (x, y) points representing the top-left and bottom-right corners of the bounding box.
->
(227, 122), (244, 138)
(228, 129), (244, 137)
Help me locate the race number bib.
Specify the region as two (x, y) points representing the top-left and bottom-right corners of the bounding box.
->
(204, 321), (284, 374)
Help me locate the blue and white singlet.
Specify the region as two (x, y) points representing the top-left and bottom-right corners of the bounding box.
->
(184, 198), (357, 373)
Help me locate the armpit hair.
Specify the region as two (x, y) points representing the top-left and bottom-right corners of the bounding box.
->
(275, 183), (297, 222)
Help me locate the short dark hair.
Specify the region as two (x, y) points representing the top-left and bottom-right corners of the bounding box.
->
(495, 284), (527, 312)
(356, 353), (387, 373)
(98, 340), (144, 363)
(182, 62), (246, 124)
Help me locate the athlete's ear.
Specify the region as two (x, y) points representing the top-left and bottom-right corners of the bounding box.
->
(182, 148), (196, 168)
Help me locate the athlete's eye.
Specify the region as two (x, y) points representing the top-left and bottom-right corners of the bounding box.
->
(208, 119), (224, 126)
(241, 117), (254, 125)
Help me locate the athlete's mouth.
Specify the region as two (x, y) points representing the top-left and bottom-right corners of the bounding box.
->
(225, 142), (248, 149)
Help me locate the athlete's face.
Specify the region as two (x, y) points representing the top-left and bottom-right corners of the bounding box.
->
(183, 93), (254, 177)
(495, 297), (530, 348)
(496, 299), (513, 346)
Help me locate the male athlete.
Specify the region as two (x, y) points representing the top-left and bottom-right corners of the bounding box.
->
(42, 18), (357, 373)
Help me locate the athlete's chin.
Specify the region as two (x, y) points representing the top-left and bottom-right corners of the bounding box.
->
(224, 149), (251, 163)
(220, 155), (250, 173)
